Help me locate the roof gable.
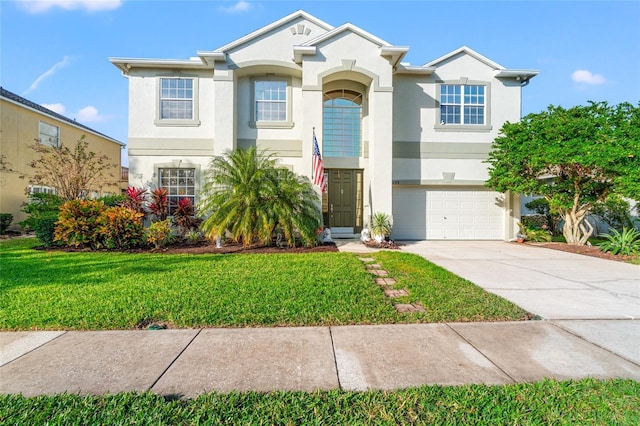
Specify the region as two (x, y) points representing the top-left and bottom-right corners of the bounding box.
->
(301, 22), (391, 48)
(424, 46), (504, 70)
(214, 10), (334, 53)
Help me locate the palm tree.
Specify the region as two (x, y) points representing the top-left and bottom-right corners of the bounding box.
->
(199, 147), (322, 247)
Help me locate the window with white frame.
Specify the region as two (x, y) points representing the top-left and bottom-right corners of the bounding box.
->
(439, 84), (485, 125)
(159, 168), (196, 215)
(160, 78), (194, 120)
(29, 185), (57, 195)
(39, 121), (59, 147)
(254, 80), (287, 121)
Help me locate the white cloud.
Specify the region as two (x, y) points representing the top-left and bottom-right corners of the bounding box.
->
(23, 56), (71, 95)
(219, 1), (252, 14)
(76, 106), (107, 123)
(18, 0), (123, 14)
(41, 103), (66, 114)
(38, 103), (109, 123)
(571, 69), (606, 85)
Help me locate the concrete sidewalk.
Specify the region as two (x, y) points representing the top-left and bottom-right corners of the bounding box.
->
(2, 321), (639, 397)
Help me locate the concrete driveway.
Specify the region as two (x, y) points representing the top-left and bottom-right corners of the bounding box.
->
(400, 241), (640, 320)
(398, 241), (640, 366)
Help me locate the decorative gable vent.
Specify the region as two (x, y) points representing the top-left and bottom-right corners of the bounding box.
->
(290, 24), (312, 36)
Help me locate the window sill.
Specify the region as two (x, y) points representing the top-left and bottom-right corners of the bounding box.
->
(249, 121), (295, 129)
(154, 119), (201, 127)
(434, 124), (492, 132)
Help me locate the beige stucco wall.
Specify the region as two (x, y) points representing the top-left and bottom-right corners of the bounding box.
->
(0, 98), (123, 229)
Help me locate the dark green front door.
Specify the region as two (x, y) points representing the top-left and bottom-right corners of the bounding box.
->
(327, 169), (355, 228)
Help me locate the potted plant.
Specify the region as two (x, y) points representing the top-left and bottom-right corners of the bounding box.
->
(370, 212), (392, 243)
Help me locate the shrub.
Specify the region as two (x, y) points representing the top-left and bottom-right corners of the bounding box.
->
(97, 206), (145, 250)
(172, 197), (200, 236)
(20, 193), (64, 231)
(597, 227), (640, 255)
(371, 212), (392, 241)
(99, 194), (126, 207)
(145, 219), (174, 249)
(521, 214), (548, 231)
(524, 198), (560, 234)
(185, 229), (204, 244)
(524, 228), (552, 243)
(55, 199), (107, 248)
(122, 186), (147, 217)
(591, 194), (635, 233)
(0, 213), (13, 233)
(33, 216), (58, 247)
(148, 188), (169, 222)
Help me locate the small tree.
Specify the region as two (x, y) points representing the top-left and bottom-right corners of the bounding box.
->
(22, 135), (118, 200)
(199, 147), (322, 247)
(486, 102), (640, 245)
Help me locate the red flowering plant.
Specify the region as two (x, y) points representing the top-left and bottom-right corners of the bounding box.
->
(148, 187), (169, 222)
(122, 186), (147, 219)
(172, 197), (201, 236)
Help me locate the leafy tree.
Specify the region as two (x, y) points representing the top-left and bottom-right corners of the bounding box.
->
(590, 194), (636, 233)
(21, 135), (118, 201)
(486, 101), (640, 245)
(199, 147), (322, 247)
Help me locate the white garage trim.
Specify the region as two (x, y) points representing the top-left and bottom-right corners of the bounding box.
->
(392, 187), (506, 240)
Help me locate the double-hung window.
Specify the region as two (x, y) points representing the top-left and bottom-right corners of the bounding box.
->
(159, 168), (196, 215)
(255, 80), (286, 121)
(160, 78), (193, 120)
(438, 83), (489, 128)
(250, 77), (293, 128)
(156, 77), (199, 126)
(39, 121), (59, 147)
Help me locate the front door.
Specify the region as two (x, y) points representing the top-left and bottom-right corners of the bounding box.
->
(324, 169), (363, 232)
(328, 169), (354, 228)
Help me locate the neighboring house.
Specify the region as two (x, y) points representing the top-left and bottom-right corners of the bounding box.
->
(110, 10), (538, 240)
(0, 87), (125, 230)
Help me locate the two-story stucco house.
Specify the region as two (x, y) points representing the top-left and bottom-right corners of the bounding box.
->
(0, 87), (125, 231)
(110, 10), (537, 240)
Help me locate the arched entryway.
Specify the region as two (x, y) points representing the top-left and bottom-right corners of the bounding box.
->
(321, 85), (365, 234)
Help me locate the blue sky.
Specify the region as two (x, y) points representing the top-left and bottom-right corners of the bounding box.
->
(2, 0), (639, 166)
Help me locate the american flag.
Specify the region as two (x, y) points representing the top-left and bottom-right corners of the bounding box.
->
(312, 131), (326, 192)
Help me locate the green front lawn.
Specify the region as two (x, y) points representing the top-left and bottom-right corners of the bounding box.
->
(1, 379), (637, 425)
(0, 238), (527, 330)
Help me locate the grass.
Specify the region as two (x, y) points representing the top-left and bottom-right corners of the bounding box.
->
(0, 238), (527, 330)
(1, 379), (637, 425)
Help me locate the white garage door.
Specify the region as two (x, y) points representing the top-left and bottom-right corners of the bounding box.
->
(392, 188), (505, 240)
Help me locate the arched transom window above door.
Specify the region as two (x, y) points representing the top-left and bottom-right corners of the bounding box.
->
(323, 89), (362, 158)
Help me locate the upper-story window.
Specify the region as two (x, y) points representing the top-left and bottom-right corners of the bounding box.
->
(255, 80), (286, 121)
(155, 77), (200, 126)
(39, 121), (59, 147)
(436, 81), (491, 131)
(440, 84), (485, 125)
(250, 76), (293, 128)
(323, 90), (362, 158)
(160, 78), (193, 120)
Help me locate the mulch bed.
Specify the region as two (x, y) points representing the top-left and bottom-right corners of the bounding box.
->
(161, 241), (339, 255)
(527, 241), (637, 263)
